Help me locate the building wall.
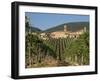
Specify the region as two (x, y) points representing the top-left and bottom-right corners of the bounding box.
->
(49, 26), (85, 39)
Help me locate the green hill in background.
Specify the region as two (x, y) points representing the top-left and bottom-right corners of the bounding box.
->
(44, 22), (89, 33)
(28, 22), (89, 33)
(30, 27), (41, 32)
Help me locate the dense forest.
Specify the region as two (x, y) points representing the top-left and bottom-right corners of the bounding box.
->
(25, 16), (89, 68)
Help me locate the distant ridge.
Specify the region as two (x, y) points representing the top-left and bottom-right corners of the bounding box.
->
(44, 22), (89, 33)
(28, 22), (89, 33)
(30, 27), (41, 32)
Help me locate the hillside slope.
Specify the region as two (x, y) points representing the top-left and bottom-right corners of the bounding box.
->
(44, 22), (89, 32)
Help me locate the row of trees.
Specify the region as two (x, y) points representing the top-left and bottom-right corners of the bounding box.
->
(64, 32), (89, 65)
(25, 16), (57, 67)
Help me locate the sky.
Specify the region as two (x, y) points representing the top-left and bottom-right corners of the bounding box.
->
(25, 12), (89, 30)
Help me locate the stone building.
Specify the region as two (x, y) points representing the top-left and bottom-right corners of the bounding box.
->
(40, 25), (86, 39)
(50, 25), (86, 39)
(40, 33), (48, 40)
